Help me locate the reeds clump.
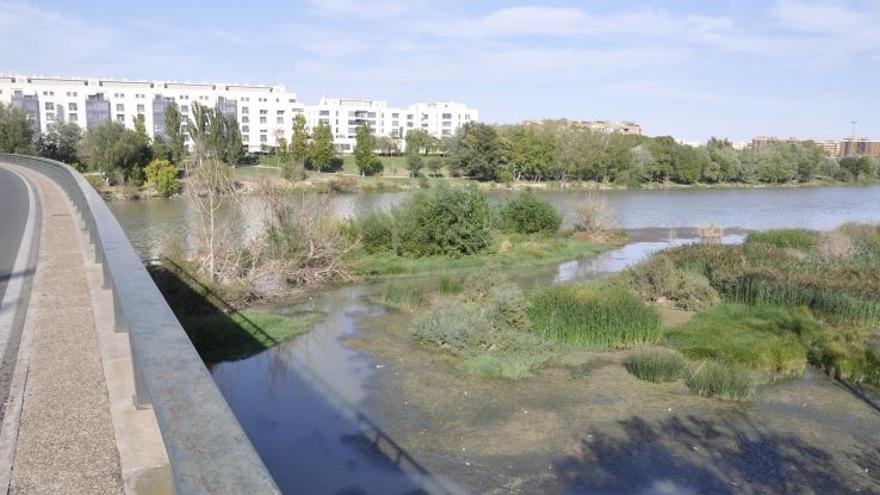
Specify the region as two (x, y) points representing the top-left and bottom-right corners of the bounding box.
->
(620, 255), (720, 311)
(686, 361), (757, 401)
(574, 194), (615, 234)
(527, 283), (661, 349)
(624, 348), (687, 383)
(382, 283), (427, 310)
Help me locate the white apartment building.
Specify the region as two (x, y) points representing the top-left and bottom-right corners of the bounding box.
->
(0, 74), (479, 154)
(0, 75), (304, 153)
(306, 98), (478, 153)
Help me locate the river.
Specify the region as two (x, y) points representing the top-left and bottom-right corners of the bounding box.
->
(111, 186), (880, 494)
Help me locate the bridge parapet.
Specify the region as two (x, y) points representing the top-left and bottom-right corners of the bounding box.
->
(0, 154), (279, 494)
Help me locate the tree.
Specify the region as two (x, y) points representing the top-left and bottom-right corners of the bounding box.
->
(164, 101), (186, 165)
(840, 155), (877, 180)
(405, 129), (430, 155)
(223, 116), (243, 164)
(447, 122), (504, 181)
(290, 114), (310, 167)
(354, 122), (382, 176)
(0, 103), (35, 153)
(310, 122), (336, 171)
(406, 153), (423, 177)
(77, 121), (151, 183)
(133, 113), (148, 137)
(186, 103), (238, 281)
(38, 121), (82, 164)
(375, 135), (400, 156)
(144, 158), (180, 197)
(427, 157), (444, 177)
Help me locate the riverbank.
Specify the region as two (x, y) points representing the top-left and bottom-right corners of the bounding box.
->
(88, 165), (880, 200)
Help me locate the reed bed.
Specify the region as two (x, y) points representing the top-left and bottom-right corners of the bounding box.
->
(527, 283), (661, 350)
(382, 283), (427, 310)
(686, 361), (757, 401)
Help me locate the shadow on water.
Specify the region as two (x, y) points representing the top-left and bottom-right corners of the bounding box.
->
(150, 262), (458, 494)
(554, 412), (876, 494)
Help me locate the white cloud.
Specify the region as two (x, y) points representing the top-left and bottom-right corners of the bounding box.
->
(305, 0), (423, 19)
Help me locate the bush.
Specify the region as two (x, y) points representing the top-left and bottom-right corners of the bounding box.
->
(621, 255), (719, 311)
(624, 348), (687, 383)
(393, 186), (492, 257)
(574, 194), (614, 233)
(686, 361), (757, 401)
(747, 229), (820, 250)
(458, 354), (547, 380)
(494, 190), (562, 235)
(527, 283), (661, 349)
(354, 210), (394, 253)
(144, 159), (180, 197)
(406, 153), (423, 177)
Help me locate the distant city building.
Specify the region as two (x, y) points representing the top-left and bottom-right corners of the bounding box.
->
(0, 74), (478, 154)
(751, 135), (880, 161)
(575, 120), (643, 135)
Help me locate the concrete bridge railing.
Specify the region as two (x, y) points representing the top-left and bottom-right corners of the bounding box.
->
(0, 154), (279, 494)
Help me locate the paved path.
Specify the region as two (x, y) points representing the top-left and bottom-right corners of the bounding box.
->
(0, 167), (29, 305)
(1, 166), (123, 494)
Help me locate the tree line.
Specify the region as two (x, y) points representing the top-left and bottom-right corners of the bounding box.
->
(444, 120), (878, 184)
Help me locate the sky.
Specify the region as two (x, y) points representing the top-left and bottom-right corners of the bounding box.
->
(1, 0), (878, 142)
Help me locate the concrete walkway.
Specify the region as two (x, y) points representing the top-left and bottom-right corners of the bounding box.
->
(3, 167), (124, 493)
(0, 165), (173, 494)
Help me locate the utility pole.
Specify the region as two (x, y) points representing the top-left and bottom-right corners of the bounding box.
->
(850, 120), (858, 139)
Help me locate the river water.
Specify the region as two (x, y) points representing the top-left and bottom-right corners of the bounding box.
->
(109, 185), (880, 258)
(110, 186), (880, 494)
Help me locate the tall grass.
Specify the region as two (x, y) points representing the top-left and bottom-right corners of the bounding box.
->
(686, 361), (757, 401)
(527, 283), (661, 349)
(382, 283), (427, 310)
(458, 354), (548, 380)
(624, 348), (687, 383)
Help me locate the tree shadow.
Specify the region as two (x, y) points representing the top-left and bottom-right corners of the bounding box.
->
(555, 412), (876, 494)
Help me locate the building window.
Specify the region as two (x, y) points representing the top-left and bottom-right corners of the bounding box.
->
(260, 135), (267, 143)
(442, 113), (452, 119)
(260, 117), (267, 124)
(136, 104), (145, 113)
(319, 110), (330, 116)
(243, 135), (249, 142)
(277, 117), (283, 124)
(45, 102), (55, 110)
(46, 113), (55, 122)
(442, 121), (451, 127)
(69, 102), (78, 111)
(259, 109), (267, 115)
(116, 114), (125, 123)
(241, 107), (249, 114)
(277, 110), (284, 115)
(288, 98), (296, 103)
(242, 116), (249, 123)
(242, 125), (250, 133)
(181, 105), (189, 113)
(69, 113), (78, 121)
(116, 104), (124, 112)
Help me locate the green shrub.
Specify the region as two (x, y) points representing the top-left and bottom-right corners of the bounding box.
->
(382, 283), (426, 310)
(394, 185), (492, 257)
(495, 190), (562, 235)
(527, 283), (661, 349)
(144, 159), (180, 197)
(664, 303), (816, 381)
(354, 210), (394, 253)
(418, 174), (430, 189)
(746, 229), (820, 250)
(686, 361), (757, 401)
(621, 255), (719, 311)
(624, 348), (686, 383)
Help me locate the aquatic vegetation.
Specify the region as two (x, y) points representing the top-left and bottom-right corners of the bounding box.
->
(746, 228), (820, 250)
(382, 283), (427, 310)
(438, 275), (464, 294)
(624, 348), (687, 383)
(527, 283), (661, 350)
(686, 360), (757, 401)
(664, 304), (816, 382)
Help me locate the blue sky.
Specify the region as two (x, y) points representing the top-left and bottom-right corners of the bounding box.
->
(2, 0), (878, 142)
